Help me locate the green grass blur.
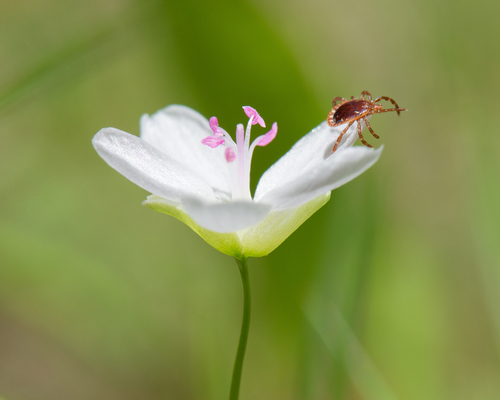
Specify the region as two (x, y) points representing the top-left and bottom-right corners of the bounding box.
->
(1, 0), (500, 399)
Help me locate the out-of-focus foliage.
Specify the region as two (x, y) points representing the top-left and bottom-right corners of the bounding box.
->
(1, 0), (499, 399)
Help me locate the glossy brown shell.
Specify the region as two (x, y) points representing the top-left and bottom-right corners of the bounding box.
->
(331, 99), (374, 125)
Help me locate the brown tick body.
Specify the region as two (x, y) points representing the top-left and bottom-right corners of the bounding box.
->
(327, 91), (406, 153)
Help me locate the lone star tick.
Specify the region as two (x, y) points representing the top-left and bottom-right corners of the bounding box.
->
(327, 91), (406, 153)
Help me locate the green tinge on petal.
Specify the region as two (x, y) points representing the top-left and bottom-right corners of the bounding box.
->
(240, 193), (330, 257)
(143, 193), (331, 259)
(143, 196), (244, 258)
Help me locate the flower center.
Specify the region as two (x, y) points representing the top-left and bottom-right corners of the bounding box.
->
(201, 106), (278, 201)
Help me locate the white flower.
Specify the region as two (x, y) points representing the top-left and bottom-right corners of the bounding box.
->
(92, 105), (382, 258)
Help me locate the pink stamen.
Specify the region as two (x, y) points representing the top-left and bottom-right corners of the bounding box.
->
(225, 147), (236, 162)
(209, 116), (224, 136)
(201, 135), (225, 148)
(236, 123), (246, 195)
(243, 106), (266, 127)
(202, 107), (276, 201)
(256, 122), (278, 147)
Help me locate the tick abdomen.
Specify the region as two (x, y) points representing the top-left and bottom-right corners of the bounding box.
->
(333, 100), (372, 124)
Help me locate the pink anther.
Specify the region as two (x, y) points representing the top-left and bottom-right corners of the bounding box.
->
(225, 147), (236, 162)
(201, 135), (225, 148)
(256, 122), (278, 147)
(209, 116), (224, 136)
(243, 106), (266, 128)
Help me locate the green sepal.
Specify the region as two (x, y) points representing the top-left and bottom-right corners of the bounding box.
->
(143, 193), (330, 259)
(239, 193), (330, 257)
(143, 196), (244, 258)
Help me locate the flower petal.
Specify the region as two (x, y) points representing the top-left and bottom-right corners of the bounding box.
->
(93, 128), (217, 203)
(182, 197), (272, 233)
(258, 146), (383, 210)
(254, 121), (359, 200)
(140, 105), (231, 196)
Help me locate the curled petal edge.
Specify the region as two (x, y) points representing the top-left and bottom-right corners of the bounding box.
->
(259, 146), (383, 210)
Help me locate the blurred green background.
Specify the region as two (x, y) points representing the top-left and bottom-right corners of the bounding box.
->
(1, 0), (500, 399)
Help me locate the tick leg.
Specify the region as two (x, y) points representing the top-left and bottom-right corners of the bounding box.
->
(332, 121), (354, 153)
(361, 91), (372, 101)
(363, 117), (379, 139)
(357, 120), (373, 148)
(374, 96), (403, 115)
(332, 97), (347, 107)
(373, 107), (407, 116)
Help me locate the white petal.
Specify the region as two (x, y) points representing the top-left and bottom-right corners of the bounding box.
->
(258, 146), (383, 210)
(254, 121), (359, 200)
(140, 105), (231, 196)
(182, 198), (272, 233)
(93, 128), (217, 202)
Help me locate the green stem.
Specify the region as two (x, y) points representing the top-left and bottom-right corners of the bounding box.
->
(229, 257), (251, 400)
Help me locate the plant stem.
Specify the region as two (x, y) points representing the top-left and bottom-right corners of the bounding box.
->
(229, 257), (251, 400)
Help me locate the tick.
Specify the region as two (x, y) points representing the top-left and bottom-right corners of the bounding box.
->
(327, 91), (406, 153)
